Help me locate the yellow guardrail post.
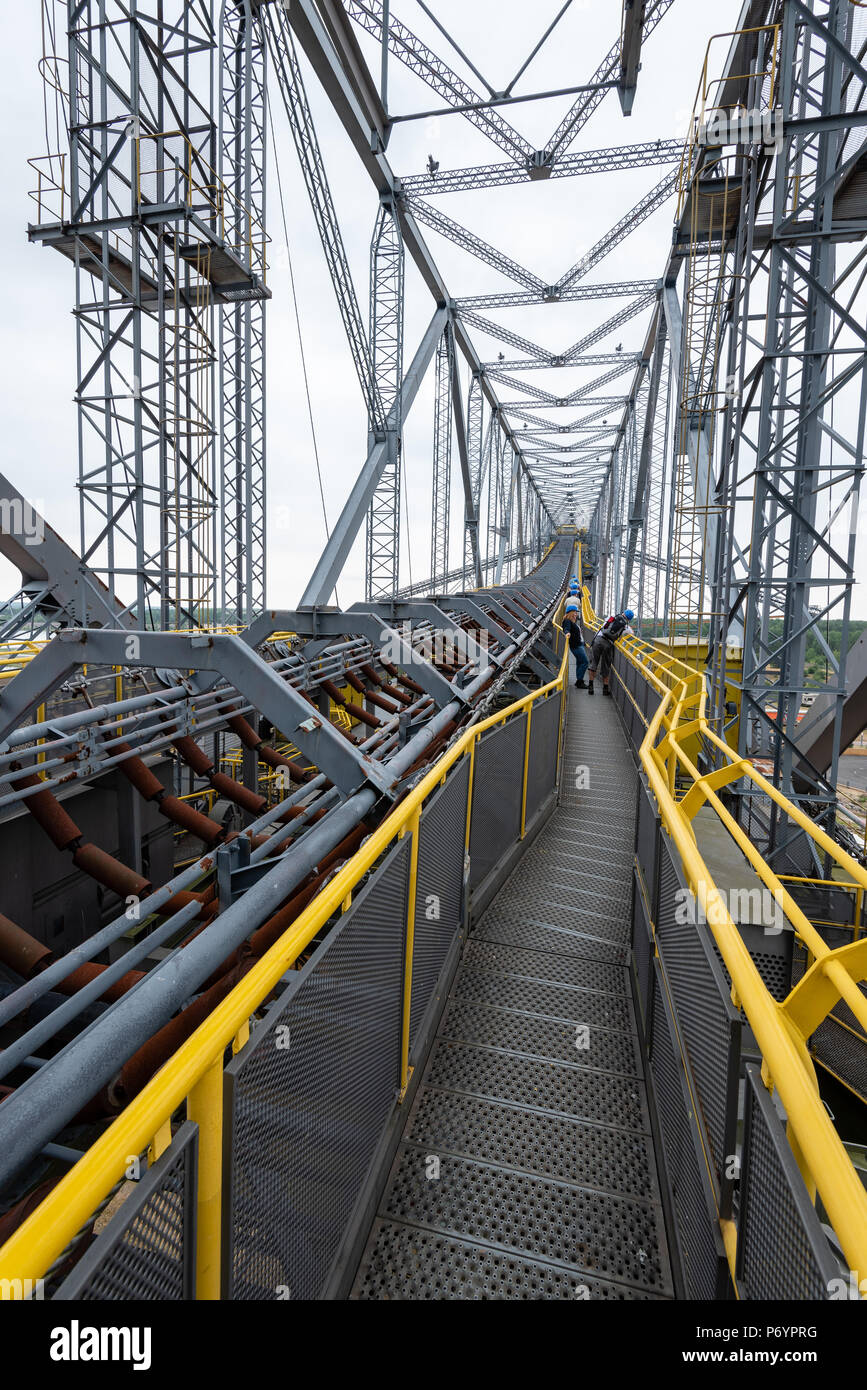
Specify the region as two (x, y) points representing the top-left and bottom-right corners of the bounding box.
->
(187, 1056), (223, 1300)
(520, 706), (532, 839)
(36, 703), (46, 768)
(398, 806), (422, 1101)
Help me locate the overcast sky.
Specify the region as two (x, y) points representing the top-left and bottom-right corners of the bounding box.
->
(6, 0), (830, 617)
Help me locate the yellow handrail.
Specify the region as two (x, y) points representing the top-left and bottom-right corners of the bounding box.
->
(0, 597), (570, 1296)
(580, 556), (867, 1289)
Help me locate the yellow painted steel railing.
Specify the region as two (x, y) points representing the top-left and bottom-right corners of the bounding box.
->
(0, 613), (569, 1298)
(580, 572), (867, 1289)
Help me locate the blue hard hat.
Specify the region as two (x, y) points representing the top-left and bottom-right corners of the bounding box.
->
(565, 600), (579, 613)
(624, 609), (635, 621)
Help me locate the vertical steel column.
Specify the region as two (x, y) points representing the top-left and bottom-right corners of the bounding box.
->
(366, 198), (405, 599)
(430, 323), (454, 589)
(61, 1), (221, 629)
(220, 0), (267, 625)
(463, 372), (483, 586)
(737, 0), (865, 853)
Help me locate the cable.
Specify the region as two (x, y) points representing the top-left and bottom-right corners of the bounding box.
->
(266, 90), (339, 607)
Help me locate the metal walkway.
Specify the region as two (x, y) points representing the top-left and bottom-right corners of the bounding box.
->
(352, 686), (674, 1300)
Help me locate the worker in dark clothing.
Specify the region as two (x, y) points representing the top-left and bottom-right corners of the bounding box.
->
(587, 609), (634, 697)
(563, 600), (589, 688)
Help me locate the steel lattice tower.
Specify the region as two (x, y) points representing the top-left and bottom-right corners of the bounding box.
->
(366, 199), (404, 600)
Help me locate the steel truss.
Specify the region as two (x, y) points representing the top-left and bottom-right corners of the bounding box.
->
(220, 0), (267, 624)
(729, 0), (867, 855)
(430, 322), (454, 588)
(366, 199), (405, 598)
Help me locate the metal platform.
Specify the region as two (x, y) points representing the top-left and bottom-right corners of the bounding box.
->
(351, 685), (674, 1300)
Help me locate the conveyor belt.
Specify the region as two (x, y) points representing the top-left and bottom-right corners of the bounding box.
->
(351, 685), (674, 1300)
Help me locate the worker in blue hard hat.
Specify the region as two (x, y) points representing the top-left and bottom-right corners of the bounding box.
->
(563, 599), (589, 689)
(587, 607), (635, 697)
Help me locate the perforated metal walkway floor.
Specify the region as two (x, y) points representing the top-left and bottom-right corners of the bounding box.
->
(351, 686), (673, 1300)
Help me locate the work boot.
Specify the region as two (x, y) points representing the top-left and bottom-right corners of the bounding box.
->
(603, 685), (612, 698)
(587, 681), (594, 695)
(575, 679), (587, 689)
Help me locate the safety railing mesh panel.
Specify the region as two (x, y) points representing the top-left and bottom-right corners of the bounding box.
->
(469, 715), (526, 889)
(224, 839), (410, 1300)
(649, 962), (723, 1299)
(737, 1067), (838, 1300)
(409, 757), (471, 1049)
(524, 691), (561, 825)
(52, 1122), (197, 1300)
(633, 866), (653, 1032)
(654, 839), (740, 1198)
(793, 931), (867, 1101)
(809, 1009), (867, 1101)
(784, 881), (856, 927)
(636, 775), (659, 900)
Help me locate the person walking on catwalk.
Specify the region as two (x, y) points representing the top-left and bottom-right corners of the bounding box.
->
(587, 608), (634, 697)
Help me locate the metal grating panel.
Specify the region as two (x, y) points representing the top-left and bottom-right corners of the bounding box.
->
(426, 1039), (648, 1131)
(715, 925), (793, 1006)
(649, 964), (724, 1299)
(452, 967), (635, 1032)
(409, 757), (471, 1048)
(633, 865), (653, 1034)
(472, 909), (629, 965)
(654, 864), (741, 1196)
(382, 1146), (672, 1293)
(224, 838), (410, 1300)
(783, 881), (856, 926)
(636, 776), (659, 903)
(353, 1219), (666, 1299)
(440, 998), (642, 1075)
(737, 1067), (838, 1300)
(469, 716), (527, 889)
(792, 928), (867, 1101)
(462, 938), (628, 995)
(811, 1009), (867, 1101)
(53, 1123), (197, 1300)
(407, 1086), (658, 1200)
(525, 692), (561, 824)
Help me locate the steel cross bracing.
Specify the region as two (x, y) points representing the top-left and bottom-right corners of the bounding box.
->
(33, 3), (227, 628)
(284, 0), (680, 575)
(730, 0), (867, 853)
(272, 0), (575, 602)
(14, 0), (681, 627)
(585, 1), (867, 865)
(399, 139), (683, 197)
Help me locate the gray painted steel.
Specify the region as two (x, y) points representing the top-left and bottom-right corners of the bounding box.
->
(737, 1066), (839, 1300)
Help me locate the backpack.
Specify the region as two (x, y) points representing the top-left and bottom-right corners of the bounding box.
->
(599, 613), (628, 642)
